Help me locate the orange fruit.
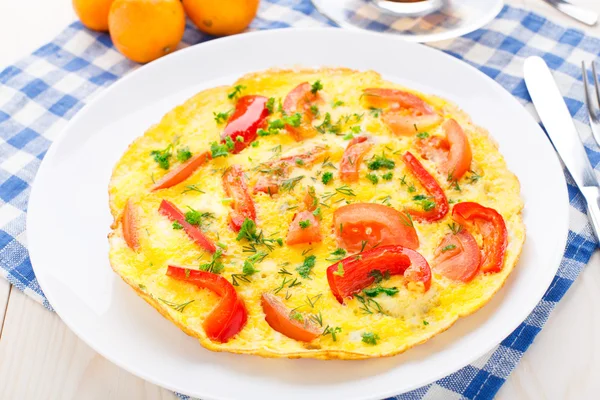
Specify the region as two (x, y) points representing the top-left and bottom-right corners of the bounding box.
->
(183, 0), (260, 36)
(73, 0), (115, 31)
(108, 0), (186, 64)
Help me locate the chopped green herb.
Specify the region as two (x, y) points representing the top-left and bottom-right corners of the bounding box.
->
(266, 97), (276, 114)
(423, 320), (430, 326)
(332, 100), (345, 108)
(367, 154), (395, 170)
(312, 207), (322, 219)
(228, 84), (246, 100)
(184, 208), (212, 227)
(310, 104), (320, 117)
(295, 158), (304, 166)
(366, 173), (379, 185)
(343, 132), (354, 140)
(172, 221), (183, 230)
(333, 263), (344, 277)
(299, 219), (311, 229)
(382, 172), (393, 181)
(442, 244), (457, 252)
(448, 222), (462, 234)
(416, 132), (430, 139)
(369, 269), (390, 284)
(213, 110), (232, 125)
(281, 175), (304, 192)
(361, 332), (380, 345)
(199, 250), (225, 274)
(251, 141), (259, 148)
(150, 145), (172, 169)
(323, 325), (342, 341)
(182, 184), (204, 194)
(321, 171), (334, 185)
(297, 255), (317, 279)
(364, 286), (399, 297)
(468, 170), (481, 184)
(327, 248), (347, 262)
(158, 298), (195, 312)
(350, 125), (361, 134)
(311, 80), (323, 94)
(369, 107), (383, 117)
(284, 112), (302, 128)
(176, 147), (192, 162)
(290, 311), (304, 322)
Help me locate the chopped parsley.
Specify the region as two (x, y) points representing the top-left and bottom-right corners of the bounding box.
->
(299, 219), (311, 229)
(413, 195), (435, 211)
(184, 208), (212, 227)
(367, 154), (395, 170)
(361, 332), (380, 345)
(369, 269), (390, 284)
(266, 97), (276, 114)
(315, 112), (341, 135)
(176, 147), (192, 162)
(311, 80), (323, 94)
(227, 84), (246, 100)
(172, 221), (183, 230)
(442, 244), (457, 252)
(416, 132), (430, 139)
(423, 320), (430, 326)
(236, 218), (259, 241)
(284, 112), (302, 127)
(332, 263), (344, 277)
(364, 286), (398, 297)
(310, 104), (320, 117)
(297, 255), (316, 279)
(150, 145), (172, 169)
(448, 222), (462, 234)
(327, 248), (347, 262)
(290, 311), (304, 322)
(342, 133), (354, 140)
(369, 107), (383, 117)
(213, 110), (232, 125)
(366, 173), (379, 185)
(199, 250), (225, 274)
(242, 251), (267, 276)
(332, 100), (345, 108)
(210, 137), (235, 158)
(312, 207), (322, 219)
(382, 172), (393, 181)
(321, 171), (333, 185)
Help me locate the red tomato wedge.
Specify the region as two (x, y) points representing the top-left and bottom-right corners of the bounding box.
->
(261, 293), (321, 342)
(158, 199), (216, 253)
(303, 186), (319, 212)
(122, 199), (140, 251)
(417, 119), (472, 181)
(222, 165), (256, 232)
(402, 152), (449, 222)
(340, 136), (373, 183)
(151, 151), (211, 191)
(286, 210), (322, 245)
(327, 245), (431, 303)
(452, 202), (508, 273)
(166, 266), (247, 343)
(432, 229), (481, 282)
(362, 88), (442, 136)
(283, 82), (323, 141)
(334, 203), (419, 253)
(221, 95), (269, 154)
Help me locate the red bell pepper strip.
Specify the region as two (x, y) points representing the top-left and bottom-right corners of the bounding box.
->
(122, 198), (140, 251)
(222, 165), (256, 232)
(340, 136), (373, 183)
(221, 95), (269, 154)
(326, 245), (432, 304)
(151, 151), (211, 191)
(452, 202), (508, 273)
(166, 266), (247, 343)
(402, 151), (449, 222)
(158, 199), (216, 253)
(261, 293), (321, 342)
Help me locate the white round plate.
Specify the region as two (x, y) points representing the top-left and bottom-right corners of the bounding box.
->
(28, 28), (568, 400)
(311, 0), (504, 42)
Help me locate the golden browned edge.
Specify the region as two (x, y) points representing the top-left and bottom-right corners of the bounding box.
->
(107, 67), (526, 360)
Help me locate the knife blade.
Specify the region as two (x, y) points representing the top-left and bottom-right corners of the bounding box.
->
(524, 56), (600, 240)
(542, 0), (598, 27)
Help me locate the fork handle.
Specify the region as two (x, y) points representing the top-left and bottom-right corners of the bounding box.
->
(543, 0), (599, 26)
(581, 186), (600, 242)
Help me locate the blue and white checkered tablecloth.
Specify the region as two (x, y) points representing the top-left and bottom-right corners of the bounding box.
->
(1, 1), (599, 399)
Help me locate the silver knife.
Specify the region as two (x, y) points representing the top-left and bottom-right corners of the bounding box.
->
(524, 56), (600, 240)
(542, 0), (598, 26)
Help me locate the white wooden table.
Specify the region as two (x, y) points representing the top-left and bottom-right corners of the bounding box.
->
(1, 1), (599, 398)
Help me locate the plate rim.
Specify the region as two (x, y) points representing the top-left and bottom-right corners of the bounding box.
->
(27, 27), (570, 399)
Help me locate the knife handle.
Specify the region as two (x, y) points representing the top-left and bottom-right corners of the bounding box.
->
(581, 186), (600, 241)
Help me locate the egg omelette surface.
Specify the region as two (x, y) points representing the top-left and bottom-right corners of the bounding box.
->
(108, 68), (525, 359)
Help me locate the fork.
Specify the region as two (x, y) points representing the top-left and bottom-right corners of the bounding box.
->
(582, 61), (600, 146)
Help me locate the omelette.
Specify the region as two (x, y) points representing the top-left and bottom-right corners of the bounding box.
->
(108, 68), (524, 359)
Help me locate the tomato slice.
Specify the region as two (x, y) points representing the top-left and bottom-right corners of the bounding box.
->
(286, 210), (322, 245)
(417, 119), (472, 181)
(327, 245), (431, 303)
(283, 82), (323, 141)
(261, 293), (321, 342)
(222, 165), (256, 232)
(158, 199), (216, 253)
(303, 186), (318, 212)
(340, 136), (373, 182)
(166, 266), (247, 343)
(432, 229), (481, 282)
(221, 95), (269, 154)
(151, 151), (211, 191)
(402, 152), (449, 222)
(334, 203), (419, 253)
(122, 198), (140, 251)
(452, 202), (508, 273)
(362, 88), (442, 136)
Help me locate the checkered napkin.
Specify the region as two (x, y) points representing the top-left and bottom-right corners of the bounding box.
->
(1, 1), (598, 399)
